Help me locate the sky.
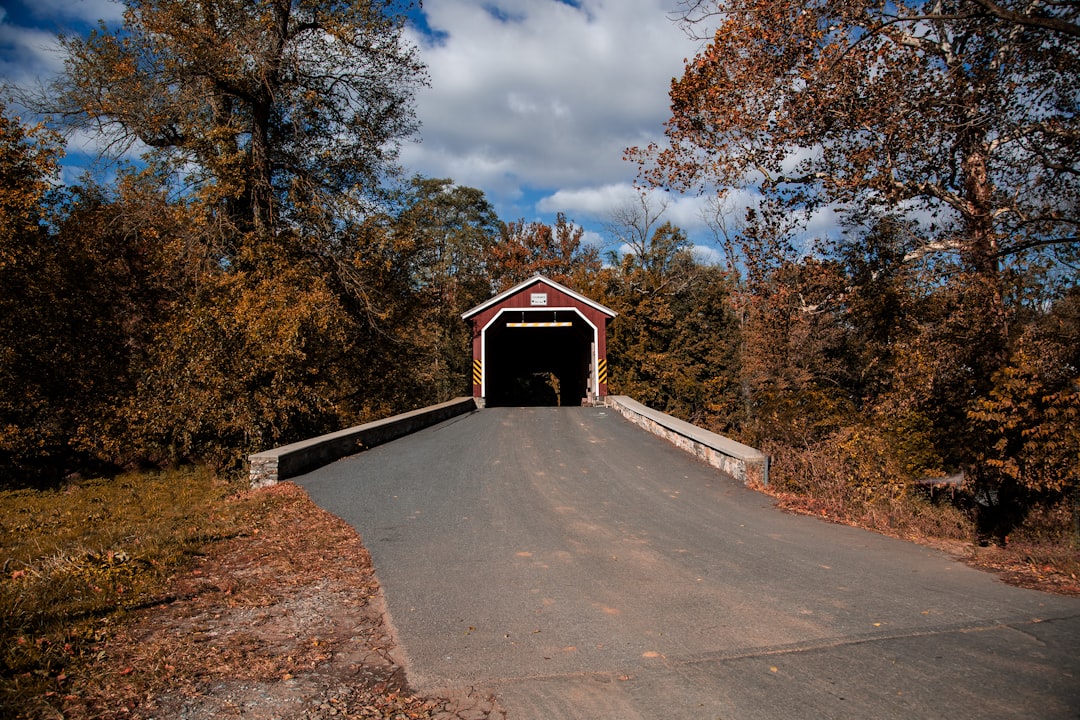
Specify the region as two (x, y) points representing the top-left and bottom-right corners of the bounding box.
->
(0, 0), (736, 252)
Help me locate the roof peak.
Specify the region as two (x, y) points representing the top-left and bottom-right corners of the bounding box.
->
(461, 274), (617, 320)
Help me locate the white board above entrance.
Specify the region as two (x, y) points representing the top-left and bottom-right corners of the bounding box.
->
(530, 292), (548, 306)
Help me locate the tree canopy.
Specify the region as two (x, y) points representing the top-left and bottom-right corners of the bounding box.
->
(636, 0), (1079, 278)
(631, 0), (1078, 543)
(47, 0), (426, 241)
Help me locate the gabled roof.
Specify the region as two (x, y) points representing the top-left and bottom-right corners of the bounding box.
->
(461, 274), (617, 320)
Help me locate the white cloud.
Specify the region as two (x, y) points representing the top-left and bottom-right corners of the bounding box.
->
(0, 23), (64, 90)
(802, 205), (843, 240)
(403, 0), (698, 210)
(580, 229), (604, 249)
(1, 0), (124, 105)
(663, 194), (713, 233)
(538, 183), (640, 216)
(538, 183), (720, 236)
(691, 244), (724, 265)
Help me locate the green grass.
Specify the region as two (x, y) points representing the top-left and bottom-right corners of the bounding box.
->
(0, 467), (247, 718)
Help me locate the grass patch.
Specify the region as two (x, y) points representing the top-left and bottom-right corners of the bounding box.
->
(0, 467), (249, 718)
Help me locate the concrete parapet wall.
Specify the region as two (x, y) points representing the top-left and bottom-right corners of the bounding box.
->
(606, 396), (769, 486)
(249, 397), (478, 488)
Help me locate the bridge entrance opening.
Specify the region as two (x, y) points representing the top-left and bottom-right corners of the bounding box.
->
(461, 275), (615, 407)
(484, 311), (593, 407)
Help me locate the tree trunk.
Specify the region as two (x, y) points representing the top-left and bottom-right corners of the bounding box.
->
(248, 0), (292, 240)
(249, 100), (273, 238)
(959, 130), (1010, 369)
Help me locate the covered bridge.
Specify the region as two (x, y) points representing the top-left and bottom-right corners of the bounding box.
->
(462, 275), (616, 407)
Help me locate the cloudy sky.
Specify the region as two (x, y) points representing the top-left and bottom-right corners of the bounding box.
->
(0, 0), (730, 247)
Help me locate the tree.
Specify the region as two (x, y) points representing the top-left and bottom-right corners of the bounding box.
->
(966, 288), (1080, 542)
(0, 113), (184, 482)
(673, 0), (1080, 40)
(45, 0), (426, 242)
(488, 213), (601, 291)
(117, 253), (368, 471)
(6, 2), (434, 473)
(635, 0), (1079, 529)
(958, 0), (1080, 38)
(663, 264), (743, 430)
(636, 0), (1079, 290)
(724, 207), (858, 447)
(388, 177), (501, 403)
(604, 190), (670, 259)
(601, 198), (740, 422)
(0, 108), (68, 482)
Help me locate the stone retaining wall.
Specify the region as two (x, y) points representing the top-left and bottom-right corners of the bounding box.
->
(606, 395), (769, 486)
(249, 397), (478, 488)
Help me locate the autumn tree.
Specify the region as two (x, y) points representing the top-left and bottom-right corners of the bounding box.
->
(637, 0), (1078, 348)
(673, 0), (1080, 38)
(44, 0), (426, 243)
(600, 195), (740, 424)
(605, 243), (740, 428)
(964, 288), (1080, 542)
(635, 0), (1078, 536)
(120, 250), (370, 470)
(660, 263), (742, 430)
(101, 174), (506, 471)
(0, 112), (186, 481)
(387, 177), (502, 403)
(0, 109), (68, 482)
(488, 213), (601, 291)
(3, 1), (437, 472)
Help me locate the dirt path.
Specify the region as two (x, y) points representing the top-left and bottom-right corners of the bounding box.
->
(60, 483), (503, 720)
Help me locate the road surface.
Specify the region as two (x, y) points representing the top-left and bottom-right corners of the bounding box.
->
(298, 406), (1080, 720)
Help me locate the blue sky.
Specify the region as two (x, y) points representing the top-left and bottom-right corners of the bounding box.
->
(0, 0), (740, 252)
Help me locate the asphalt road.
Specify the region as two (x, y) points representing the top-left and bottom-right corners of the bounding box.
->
(297, 406), (1080, 720)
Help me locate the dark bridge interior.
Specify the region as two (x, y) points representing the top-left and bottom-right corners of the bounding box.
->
(485, 311), (592, 407)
